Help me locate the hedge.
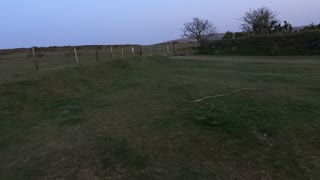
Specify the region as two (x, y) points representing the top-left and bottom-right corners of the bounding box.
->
(200, 31), (320, 56)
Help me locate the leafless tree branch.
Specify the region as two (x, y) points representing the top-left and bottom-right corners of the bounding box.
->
(182, 18), (216, 42)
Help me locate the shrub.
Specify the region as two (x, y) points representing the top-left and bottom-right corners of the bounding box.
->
(234, 32), (246, 39)
(301, 23), (320, 32)
(199, 31), (320, 56)
(222, 31), (234, 40)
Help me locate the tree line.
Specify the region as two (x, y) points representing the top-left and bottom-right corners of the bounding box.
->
(182, 7), (320, 42)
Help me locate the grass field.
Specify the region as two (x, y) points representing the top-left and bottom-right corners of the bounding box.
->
(0, 54), (117, 83)
(0, 44), (197, 82)
(0, 55), (320, 179)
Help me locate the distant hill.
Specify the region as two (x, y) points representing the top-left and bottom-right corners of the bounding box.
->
(292, 26), (306, 32)
(156, 38), (198, 45)
(156, 33), (225, 45)
(157, 26), (313, 45)
(207, 33), (226, 41)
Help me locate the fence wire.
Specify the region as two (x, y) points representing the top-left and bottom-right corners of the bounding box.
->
(0, 43), (200, 79)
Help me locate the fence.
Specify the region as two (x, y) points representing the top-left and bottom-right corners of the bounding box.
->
(0, 45), (138, 74)
(138, 43), (200, 56)
(0, 43), (200, 80)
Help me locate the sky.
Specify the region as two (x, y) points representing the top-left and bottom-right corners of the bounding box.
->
(0, 0), (319, 49)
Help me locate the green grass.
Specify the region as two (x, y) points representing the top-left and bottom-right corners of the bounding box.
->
(0, 56), (320, 179)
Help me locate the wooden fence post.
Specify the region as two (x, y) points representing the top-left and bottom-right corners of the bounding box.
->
(74, 47), (79, 64)
(122, 48), (124, 58)
(95, 49), (99, 62)
(110, 46), (114, 58)
(32, 47), (36, 57)
(167, 45), (170, 56)
(174, 44), (177, 56)
(32, 47), (39, 71)
(196, 44), (199, 55)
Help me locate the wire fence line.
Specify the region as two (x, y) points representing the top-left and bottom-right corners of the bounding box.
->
(139, 43), (200, 56)
(0, 43), (200, 76)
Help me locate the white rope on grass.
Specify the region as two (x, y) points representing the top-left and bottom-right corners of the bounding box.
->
(194, 88), (260, 102)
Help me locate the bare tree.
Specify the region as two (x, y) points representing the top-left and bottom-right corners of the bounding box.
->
(241, 7), (279, 35)
(182, 18), (216, 42)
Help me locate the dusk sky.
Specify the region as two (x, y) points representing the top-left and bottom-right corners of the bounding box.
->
(1, 0), (319, 49)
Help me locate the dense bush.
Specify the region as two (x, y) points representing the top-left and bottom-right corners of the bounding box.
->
(234, 32), (246, 39)
(222, 31), (234, 40)
(300, 23), (320, 32)
(200, 31), (320, 56)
